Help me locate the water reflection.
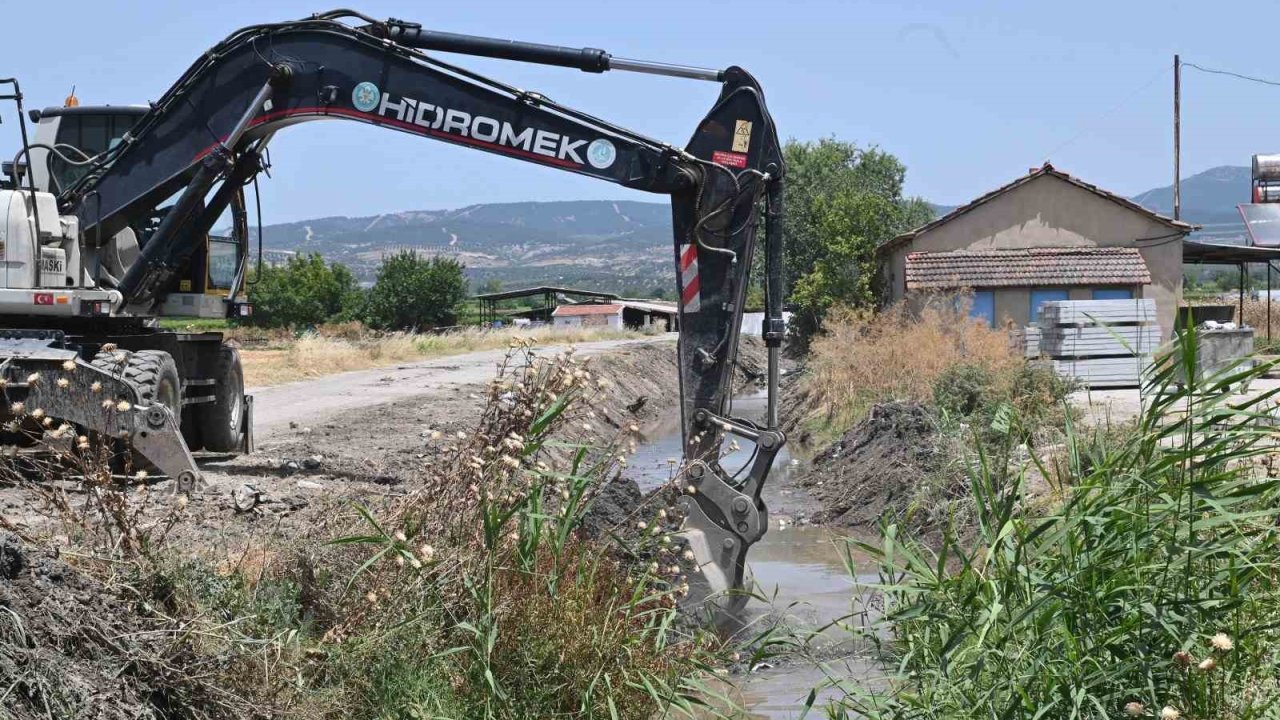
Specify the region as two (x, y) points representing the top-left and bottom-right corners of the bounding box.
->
(624, 390), (882, 719)
(626, 390), (797, 495)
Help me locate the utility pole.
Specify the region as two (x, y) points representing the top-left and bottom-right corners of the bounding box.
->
(1174, 54), (1181, 221)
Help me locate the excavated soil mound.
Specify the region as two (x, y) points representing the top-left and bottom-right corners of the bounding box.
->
(0, 532), (217, 719)
(579, 476), (644, 539)
(797, 402), (941, 527)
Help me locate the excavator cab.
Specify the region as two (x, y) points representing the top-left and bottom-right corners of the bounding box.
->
(27, 105), (147, 194)
(25, 104), (252, 320)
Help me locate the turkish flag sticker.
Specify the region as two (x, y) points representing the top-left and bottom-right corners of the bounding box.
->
(712, 150), (748, 168)
(33, 293), (53, 305)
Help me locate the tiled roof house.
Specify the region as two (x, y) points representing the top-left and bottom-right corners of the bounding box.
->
(877, 163), (1197, 337)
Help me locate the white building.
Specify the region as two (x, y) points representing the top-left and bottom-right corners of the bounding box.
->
(551, 303), (624, 328)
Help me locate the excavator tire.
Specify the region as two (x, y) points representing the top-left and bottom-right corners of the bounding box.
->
(197, 344), (243, 453)
(91, 350), (182, 416)
(91, 349), (182, 473)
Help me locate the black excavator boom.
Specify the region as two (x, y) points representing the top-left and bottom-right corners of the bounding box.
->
(57, 11), (786, 615)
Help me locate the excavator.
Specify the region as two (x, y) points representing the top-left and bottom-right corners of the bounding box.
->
(0, 10), (786, 613)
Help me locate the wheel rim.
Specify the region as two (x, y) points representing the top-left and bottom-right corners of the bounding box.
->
(228, 392), (242, 433)
(158, 379), (179, 415)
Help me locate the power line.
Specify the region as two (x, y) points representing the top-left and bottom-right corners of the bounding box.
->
(1042, 64), (1172, 160)
(1182, 62), (1280, 88)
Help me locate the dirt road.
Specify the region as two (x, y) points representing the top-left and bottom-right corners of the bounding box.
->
(248, 335), (675, 437)
(0, 336), (692, 539)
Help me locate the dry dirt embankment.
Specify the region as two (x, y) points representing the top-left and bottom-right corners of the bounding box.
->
(98, 336), (761, 549)
(0, 531), (220, 719)
(794, 401), (943, 528)
(0, 336), (765, 717)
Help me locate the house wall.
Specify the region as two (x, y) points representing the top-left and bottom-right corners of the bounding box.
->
(880, 174), (1184, 338)
(905, 285), (1141, 328)
(994, 286), (1142, 327)
(554, 315), (583, 328)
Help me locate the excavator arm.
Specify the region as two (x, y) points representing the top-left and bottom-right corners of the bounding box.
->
(62, 10), (787, 614)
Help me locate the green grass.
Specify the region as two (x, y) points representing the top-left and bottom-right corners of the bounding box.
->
(827, 326), (1280, 719)
(157, 316), (233, 331)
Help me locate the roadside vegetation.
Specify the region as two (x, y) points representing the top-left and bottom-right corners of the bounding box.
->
(161, 249), (653, 387)
(786, 297), (1071, 538)
(245, 251), (469, 332)
(792, 297), (1067, 445)
(825, 329), (1280, 719)
(0, 344), (730, 719)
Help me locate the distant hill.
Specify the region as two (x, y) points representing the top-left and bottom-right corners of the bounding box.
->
(248, 200), (676, 294)
(244, 167), (1256, 294)
(1130, 165), (1251, 242)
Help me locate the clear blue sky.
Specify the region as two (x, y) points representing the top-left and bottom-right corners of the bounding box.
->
(3, 0), (1276, 223)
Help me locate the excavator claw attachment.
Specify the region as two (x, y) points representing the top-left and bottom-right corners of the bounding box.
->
(0, 334), (199, 491)
(668, 68), (787, 617)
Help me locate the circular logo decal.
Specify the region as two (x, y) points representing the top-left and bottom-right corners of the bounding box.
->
(351, 82), (381, 113)
(586, 138), (617, 169)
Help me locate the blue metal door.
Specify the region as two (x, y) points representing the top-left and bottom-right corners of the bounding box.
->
(970, 291), (995, 327)
(1030, 289), (1070, 325)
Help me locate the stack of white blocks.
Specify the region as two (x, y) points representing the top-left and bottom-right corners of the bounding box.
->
(1037, 299), (1158, 388)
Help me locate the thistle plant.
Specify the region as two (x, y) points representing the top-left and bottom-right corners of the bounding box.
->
(332, 342), (730, 719)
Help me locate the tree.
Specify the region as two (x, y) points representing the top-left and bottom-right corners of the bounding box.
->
(778, 138), (933, 343)
(364, 251), (469, 331)
(245, 253), (363, 328)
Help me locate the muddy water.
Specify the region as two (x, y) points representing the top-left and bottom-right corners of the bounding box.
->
(627, 390), (882, 718)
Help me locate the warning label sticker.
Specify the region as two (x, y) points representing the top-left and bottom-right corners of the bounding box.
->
(732, 120), (753, 152)
(712, 150), (748, 168)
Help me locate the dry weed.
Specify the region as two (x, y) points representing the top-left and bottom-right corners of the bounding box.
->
(796, 297), (1019, 440)
(1240, 296), (1280, 341)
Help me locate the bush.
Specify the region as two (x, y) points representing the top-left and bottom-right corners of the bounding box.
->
(245, 253), (362, 328)
(364, 251), (469, 331)
(932, 361), (1071, 445)
(931, 363), (994, 418)
(1003, 362), (1072, 436)
(830, 331), (1280, 719)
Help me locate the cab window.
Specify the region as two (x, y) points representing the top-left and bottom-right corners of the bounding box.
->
(207, 237), (239, 292)
(49, 113), (139, 191)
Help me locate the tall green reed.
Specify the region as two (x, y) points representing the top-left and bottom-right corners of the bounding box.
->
(331, 344), (730, 719)
(828, 325), (1280, 719)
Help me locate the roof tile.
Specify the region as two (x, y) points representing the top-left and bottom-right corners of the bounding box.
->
(905, 247), (1151, 290)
